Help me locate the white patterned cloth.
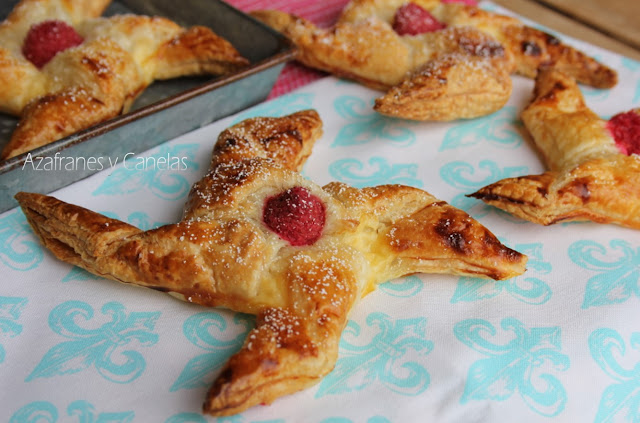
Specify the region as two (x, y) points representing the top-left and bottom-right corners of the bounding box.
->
(2, 4), (640, 423)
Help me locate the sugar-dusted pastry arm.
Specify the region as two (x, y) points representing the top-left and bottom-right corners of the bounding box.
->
(88, 17), (248, 80)
(153, 26), (249, 78)
(16, 110), (527, 416)
(15, 191), (142, 271)
(470, 68), (640, 228)
(325, 183), (526, 283)
(15, 192), (277, 312)
(204, 247), (360, 415)
(373, 27), (513, 120)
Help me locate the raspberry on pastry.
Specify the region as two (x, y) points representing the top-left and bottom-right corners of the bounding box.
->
(470, 67), (640, 229)
(0, 0), (249, 160)
(22, 20), (84, 68)
(263, 186), (326, 246)
(607, 110), (640, 155)
(15, 110), (527, 416)
(251, 0), (617, 121)
(392, 2), (446, 35)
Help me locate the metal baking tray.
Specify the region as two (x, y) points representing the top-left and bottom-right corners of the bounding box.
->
(0, 0), (295, 213)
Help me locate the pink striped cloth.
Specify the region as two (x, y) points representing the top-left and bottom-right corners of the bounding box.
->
(226, 0), (477, 98)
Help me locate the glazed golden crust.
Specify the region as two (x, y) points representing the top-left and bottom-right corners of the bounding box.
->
(0, 0), (248, 160)
(470, 68), (640, 229)
(16, 110), (527, 416)
(252, 0), (616, 121)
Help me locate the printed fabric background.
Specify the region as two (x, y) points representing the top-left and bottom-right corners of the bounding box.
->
(1, 2), (640, 422)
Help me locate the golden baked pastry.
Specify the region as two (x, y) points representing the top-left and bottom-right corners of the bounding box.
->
(251, 0), (617, 121)
(16, 110), (527, 416)
(470, 67), (640, 229)
(0, 0), (248, 160)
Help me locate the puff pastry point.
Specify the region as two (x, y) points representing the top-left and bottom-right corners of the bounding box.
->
(16, 110), (527, 416)
(0, 0), (248, 160)
(251, 0), (617, 121)
(470, 68), (640, 229)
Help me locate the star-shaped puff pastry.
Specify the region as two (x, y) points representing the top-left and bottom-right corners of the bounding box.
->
(16, 110), (527, 415)
(470, 67), (640, 229)
(0, 0), (248, 160)
(252, 0), (616, 121)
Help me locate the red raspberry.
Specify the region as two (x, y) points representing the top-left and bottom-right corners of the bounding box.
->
(607, 110), (640, 156)
(263, 187), (325, 246)
(22, 20), (84, 68)
(392, 3), (446, 36)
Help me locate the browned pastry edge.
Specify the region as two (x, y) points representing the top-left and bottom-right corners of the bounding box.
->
(469, 155), (640, 228)
(470, 68), (640, 229)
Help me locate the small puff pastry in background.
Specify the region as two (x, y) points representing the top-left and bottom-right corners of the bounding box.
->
(470, 67), (640, 229)
(251, 0), (617, 121)
(15, 110), (527, 416)
(0, 0), (249, 160)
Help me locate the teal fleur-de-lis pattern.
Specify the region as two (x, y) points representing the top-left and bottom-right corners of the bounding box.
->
(10, 400), (134, 423)
(2, 14), (639, 420)
(439, 106), (522, 151)
(165, 413), (208, 423)
(379, 276), (423, 298)
(316, 312), (433, 398)
(26, 301), (160, 383)
(589, 328), (640, 423)
(0, 209), (43, 271)
(93, 143), (200, 200)
(582, 86), (612, 102)
(452, 243), (552, 304)
(454, 318), (570, 417)
(439, 159), (528, 217)
(171, 312), (253, 392)
(0, 296), (27, 364)
(232, 93), (316, 123)
(568, 239), (640, 308)
(166, 413), (285, 423)
(320, 418), (391, 423)
(61, 266), (100, 283)
(332, 96), (416, 148)
(622, 58), (640, 102)
(9, 401), (58, 423)
(328, 157), (422, 188)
